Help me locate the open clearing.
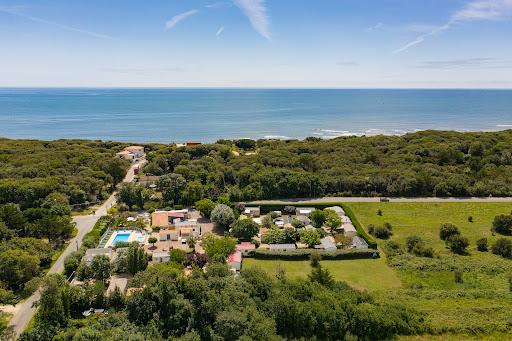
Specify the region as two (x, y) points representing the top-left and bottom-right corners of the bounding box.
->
(346, 202), (512, 251)
(243, 258), (402, 291)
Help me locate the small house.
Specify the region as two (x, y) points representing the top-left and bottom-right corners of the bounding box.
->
(342, 223), (357, 237)
(296, 215), (311, 224)
(320, 237), (337, 252)
(269, 244), (296, 252)
(244, 207), (260, 217)
(116, 150), (136, 160)
(107, 277), (128, 295)
(341, 216), (352, 223)
(124, 146), (145, 158)
(139, 175), (160, 185)
(227, 250), (242, 271)
(326, 206), (345, 216)
(296, 207), (316, 215)
(82, 248), (112, 266)
(159, 229), (179, 241)
(350, 236), (369, 249)
(236, 242), (256, 256)
(152, 211), (186, 228)
(152, 251), (170, 264)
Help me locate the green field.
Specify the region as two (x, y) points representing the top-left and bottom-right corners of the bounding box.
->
(242, 258), (402, 291)
(346, 202), (512, 252)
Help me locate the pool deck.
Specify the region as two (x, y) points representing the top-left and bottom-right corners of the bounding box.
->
(105, 230), (148, 248)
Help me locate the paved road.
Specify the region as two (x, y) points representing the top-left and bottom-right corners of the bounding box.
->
(245, 196), (512, 204)
(5, 161), (143, 339)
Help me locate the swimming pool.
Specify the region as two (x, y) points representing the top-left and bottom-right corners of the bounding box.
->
(137, 236), (144, 242)
(112, 233), (130, 244)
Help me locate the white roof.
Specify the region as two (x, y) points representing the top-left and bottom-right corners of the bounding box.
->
(85, 248), (112, 256)
(351, 236), (368, 247)
(153, 251), (170, 257)
(320, 237), (336, 250)
(343, 223), (357, 232)
(269, 244), (296, 250)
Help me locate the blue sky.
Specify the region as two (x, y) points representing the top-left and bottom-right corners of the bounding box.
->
(0, 0), (511, 88)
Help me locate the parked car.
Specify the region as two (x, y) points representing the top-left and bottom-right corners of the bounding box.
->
(380, 197), (390, 202)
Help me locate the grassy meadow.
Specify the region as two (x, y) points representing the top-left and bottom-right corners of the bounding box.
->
(346, 202), (512, 252)
(242, 258), (402, 291)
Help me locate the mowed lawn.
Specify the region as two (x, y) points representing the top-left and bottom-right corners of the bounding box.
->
(346, 202), (512, 252)
(242, 258), (402, 291)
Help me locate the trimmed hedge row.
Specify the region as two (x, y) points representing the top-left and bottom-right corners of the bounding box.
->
(245, 202), (378, 249)
(85, 216), (111, 243)
(248, 248), (380, 260)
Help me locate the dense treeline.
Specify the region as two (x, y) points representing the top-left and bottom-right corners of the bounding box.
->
(138, 130), (512, 204)
(20, 262), (425, 341)
(0, 138), (144, 208)
(0, 138), (157, 302)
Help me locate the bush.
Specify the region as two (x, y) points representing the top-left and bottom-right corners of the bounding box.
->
(367, 224), (375, 235)
(377, 209), (382, 216)
(491, 238), (512, 258)
(492, 214), (512, 235)
(249, 248), (380, 260)
(406, 236), (424, 252)
(114, 241), (131, 248)
(283, 206), (296, 215)
(174, 205), (183, 210)
(446, 235), (469, 255)
(373, 226), (392, 239)
(440, 223), (460, 241)
(454, 269), (463, 283)
(383, 222), (392, 231)
(476, 237), (488, 252)
(468, 216), (473, 223)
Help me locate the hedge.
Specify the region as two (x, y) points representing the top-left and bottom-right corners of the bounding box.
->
(84, 216), (111, 243)
(248, 248), (380, 260)
(244, 203), (378, 249)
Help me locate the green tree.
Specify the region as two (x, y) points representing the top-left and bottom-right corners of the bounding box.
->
(440, 223), (461, 240)
(157, 173), (187, 203)
(203, 236), (237, 259)
(325, 209), (342, 232)
(310, 210), (326, 228)
(35, 214), (75, 246)
(186, 237), (196, 249)
(0, 203), (26, 235)
(308, 265), (334, 287)
(309, 252), (321, 268)
(231, 219), (260, 241)
(261, 214), (273, 228)
(169, 248), (187, 264)
(41, 192), (70, 208)
(195, 199), (216, 218)
(299, 229), (321, 247)
(90, 254), (111, 282)
(127, 242), (148, 275)
(211, 204), (235, 229)
(0, 249), (40, 287)
(35, 279), (69, 330)
(148, 236), (158, 247)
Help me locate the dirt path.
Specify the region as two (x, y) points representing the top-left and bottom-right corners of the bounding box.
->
(245, 196), (512, 204)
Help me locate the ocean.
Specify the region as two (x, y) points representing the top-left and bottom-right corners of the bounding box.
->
(1, 88), (511, 143)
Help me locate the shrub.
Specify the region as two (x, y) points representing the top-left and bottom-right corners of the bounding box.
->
(405, 236), (434, 258)
(174, 205), (183, 210)
(151, 225), (160, 232)
(291, 220), (304, 229)
(440, 223), (460, 241)
(309, 252), (322, 268)
(454, 269), (463, 283)
(367, 224), (375, 235)
(114, 241), (131, 248)
(373, 226), (392, 239)
(446, 235), (469, 255)
(383, 222), (392, 231)
(234, 203), (245, 214)
(476, 237), (488, 252)
(468, 216), (473, 223)
(377, 209), (382, 216)
(491, 238), (512, 258)
(283, 206), (296, 215)
(492, 214), (512, 235)
(211, 204), (235, 229)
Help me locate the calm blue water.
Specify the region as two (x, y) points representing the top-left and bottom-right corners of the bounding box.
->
(112, 233), (130, 244)
(1, 88), (511, 143)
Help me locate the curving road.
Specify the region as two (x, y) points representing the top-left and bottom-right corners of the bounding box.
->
(5, 161), (143, 340)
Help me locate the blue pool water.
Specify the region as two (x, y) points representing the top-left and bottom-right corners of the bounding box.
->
(112, 233), (130, 244)
(137, 237), (144, 242)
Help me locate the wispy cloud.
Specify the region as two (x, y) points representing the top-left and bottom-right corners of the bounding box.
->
(233, 0), (270, 40)
(216, 26), (225, 36)
(416, 57), (512, 69)
(337, 61), (360, 67)
(367, 22), (384, 32)
(165, 9), (199, 30)
(0, 6), (112, 39)
(206, 2), (228, 8)
(99, 66), (191, 73)
(394, 0), (512, 54)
